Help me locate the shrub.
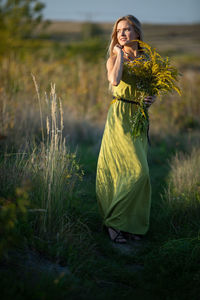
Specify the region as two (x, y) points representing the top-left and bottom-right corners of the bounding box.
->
(0, 187), (29, 256)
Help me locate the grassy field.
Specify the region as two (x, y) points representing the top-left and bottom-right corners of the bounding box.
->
(0, 21), (200, 299)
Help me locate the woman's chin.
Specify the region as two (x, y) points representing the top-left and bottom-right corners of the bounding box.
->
(119, 40), (127, 46)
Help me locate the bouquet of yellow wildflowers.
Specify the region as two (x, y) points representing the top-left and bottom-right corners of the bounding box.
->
(123, 40), (181, 137)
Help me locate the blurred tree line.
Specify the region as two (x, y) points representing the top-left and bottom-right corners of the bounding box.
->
(0, 0), (107, 61)
(0, 0), (47, 38)
(0, 0), (49, 56)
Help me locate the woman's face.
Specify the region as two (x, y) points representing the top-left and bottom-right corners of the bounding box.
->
(116, 20), (138, 46)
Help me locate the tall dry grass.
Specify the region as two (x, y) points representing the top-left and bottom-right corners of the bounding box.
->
(27, 79), (83, 235)
(163, 147), (200, 233)
(149, 69), (200, 137)
(0, 77), (83, 239)
(168, 147), (200, 197)
(0, 54), (109, 149)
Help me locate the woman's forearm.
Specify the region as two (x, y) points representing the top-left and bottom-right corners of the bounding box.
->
(109, 52), (124, 86)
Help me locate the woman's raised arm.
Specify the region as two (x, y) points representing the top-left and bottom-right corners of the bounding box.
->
(106, 45), (124, 86)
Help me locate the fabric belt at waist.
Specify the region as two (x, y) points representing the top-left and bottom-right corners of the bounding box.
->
(112, 96), (139, 105)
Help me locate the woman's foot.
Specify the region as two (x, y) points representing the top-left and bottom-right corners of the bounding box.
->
(108, 227), (127, 244)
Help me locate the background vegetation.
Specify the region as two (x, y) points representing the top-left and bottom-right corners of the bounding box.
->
(0, 1), (200, 299)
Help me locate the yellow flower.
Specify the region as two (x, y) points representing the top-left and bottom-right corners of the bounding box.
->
(122, 40), (181, 136)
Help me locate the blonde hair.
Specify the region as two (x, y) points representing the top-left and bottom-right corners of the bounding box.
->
(108, 15), (143, 58)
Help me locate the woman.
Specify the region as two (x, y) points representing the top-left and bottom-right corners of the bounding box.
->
(96, 15), (156, 243)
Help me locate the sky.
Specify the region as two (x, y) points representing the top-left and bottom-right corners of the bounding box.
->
(42, 0), (200, 24)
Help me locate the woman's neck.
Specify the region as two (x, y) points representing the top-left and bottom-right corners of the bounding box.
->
(123, 46), (138, 60)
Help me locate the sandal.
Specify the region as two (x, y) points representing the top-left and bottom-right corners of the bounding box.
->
(108, 227), (127, 244)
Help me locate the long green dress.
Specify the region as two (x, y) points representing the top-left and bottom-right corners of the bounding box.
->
(96, 61), (151, 235)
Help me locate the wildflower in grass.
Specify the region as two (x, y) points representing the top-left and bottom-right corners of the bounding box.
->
(123, 40), (181, 136)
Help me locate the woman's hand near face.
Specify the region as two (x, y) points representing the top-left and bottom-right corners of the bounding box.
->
(144, 95), (156, 108)
(113, 44), (123, 56)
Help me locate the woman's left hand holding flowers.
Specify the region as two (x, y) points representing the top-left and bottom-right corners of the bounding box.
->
(144, 95), (156, 108)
